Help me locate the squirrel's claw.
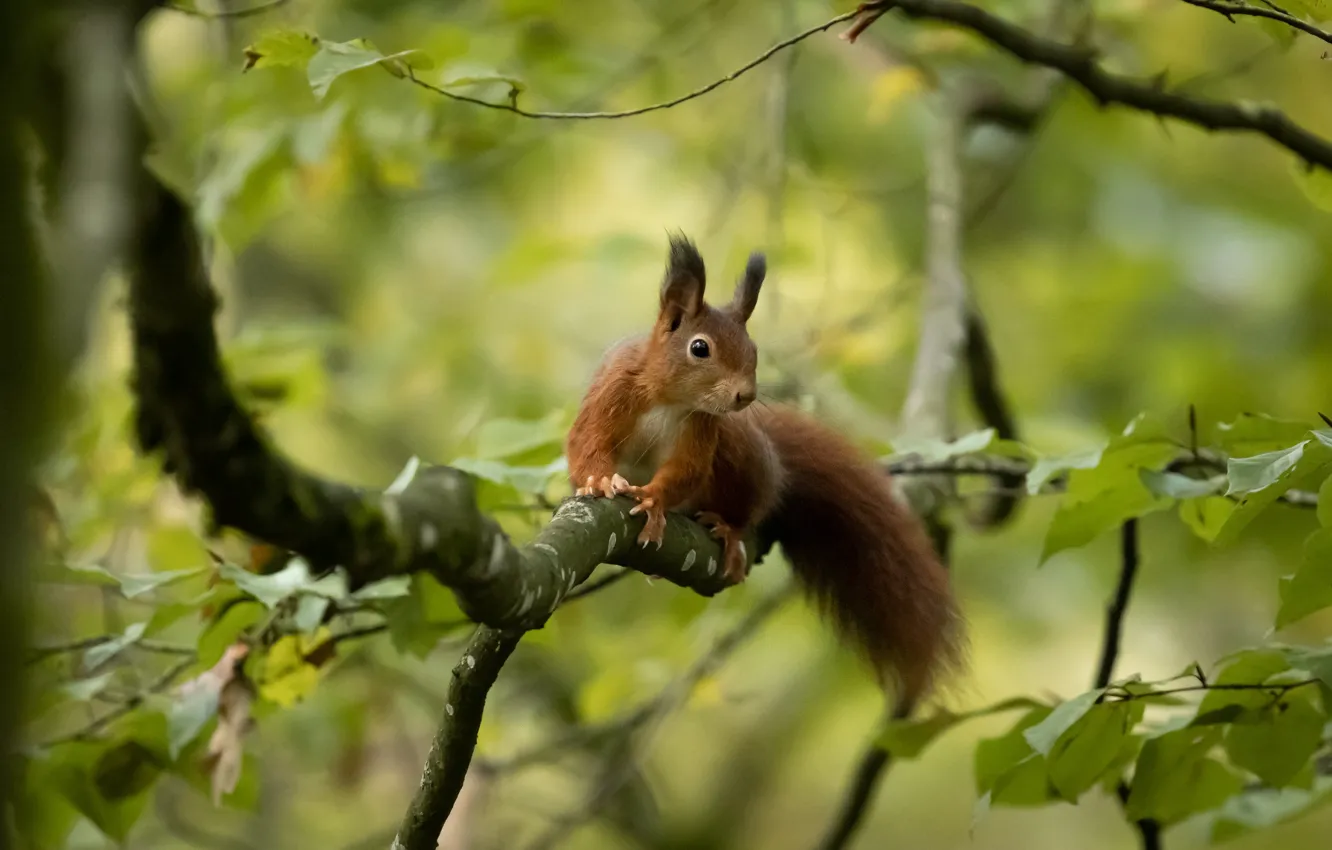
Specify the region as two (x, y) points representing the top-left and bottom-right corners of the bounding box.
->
(577, 473), (634, 499)
(694, 512), (748, 584)
(628, 489), (666, 548)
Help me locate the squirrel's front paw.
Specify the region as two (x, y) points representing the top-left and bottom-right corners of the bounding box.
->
(627, 487), (666, 548)
(576, 474), (631, 499)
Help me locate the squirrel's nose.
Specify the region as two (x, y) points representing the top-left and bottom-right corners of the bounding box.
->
(733, 390), (756, 410)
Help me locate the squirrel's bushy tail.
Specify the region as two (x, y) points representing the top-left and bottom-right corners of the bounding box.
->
(759, 407), (965, 706)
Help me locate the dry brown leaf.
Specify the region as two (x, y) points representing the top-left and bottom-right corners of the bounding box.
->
(206, 675), (255, 805)
(178, 642), (255, 805)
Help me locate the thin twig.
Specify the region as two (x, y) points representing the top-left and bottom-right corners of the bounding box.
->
(1094, 520), (1140, 689)
(1104, 679), (1320, 700)
(960, 307), (1023, 527)
(1090, 519), (1162, 850)
(850, 0), (1332, 170)
(405, 11), (862, 119)
(42, 656), (195, 747)
(27, 635), (195, 664)
(1177, 0), (1332, 46)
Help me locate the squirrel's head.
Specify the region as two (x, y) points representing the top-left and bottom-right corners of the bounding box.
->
(648, 233), (765, 415)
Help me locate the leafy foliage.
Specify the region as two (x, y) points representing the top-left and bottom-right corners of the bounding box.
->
(20, 0), (1332, 847)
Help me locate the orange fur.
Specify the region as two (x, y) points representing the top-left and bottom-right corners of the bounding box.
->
(565, 235), (965, 705)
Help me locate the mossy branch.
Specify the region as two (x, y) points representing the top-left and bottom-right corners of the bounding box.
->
(128, 181), (745, 632)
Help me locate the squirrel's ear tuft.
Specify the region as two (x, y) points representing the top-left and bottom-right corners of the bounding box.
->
(660, 232), (706, 329)
(729, 252), (765, 323)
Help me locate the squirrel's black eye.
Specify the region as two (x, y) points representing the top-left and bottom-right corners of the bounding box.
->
(689, 338), (711, 359)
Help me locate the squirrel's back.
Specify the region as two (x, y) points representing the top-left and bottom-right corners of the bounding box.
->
(755, 405), (965, 706)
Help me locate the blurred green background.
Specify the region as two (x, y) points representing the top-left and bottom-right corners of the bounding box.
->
(22, 0), (1332, 848)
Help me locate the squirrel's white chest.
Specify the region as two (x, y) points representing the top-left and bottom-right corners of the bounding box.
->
(616, 405), (689, 484)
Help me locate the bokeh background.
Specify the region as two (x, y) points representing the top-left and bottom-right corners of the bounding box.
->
(24, 0), (1332, 848)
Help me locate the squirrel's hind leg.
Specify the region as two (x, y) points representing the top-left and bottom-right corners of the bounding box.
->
(694, 512), (751, 584)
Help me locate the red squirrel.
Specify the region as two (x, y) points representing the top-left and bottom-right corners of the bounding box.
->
(565, 235), (964, 705)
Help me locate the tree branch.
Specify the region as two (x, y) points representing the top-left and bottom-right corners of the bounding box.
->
(1094, 520), (1141, 690)
(849, 0), (1332, 170)
(1177, 0), (1332, 47)
(392, 626), (520, 850)
(1091, 519), (1162, 850)
(405, 10), (862, 120)
(961, 307), (1023, 526)
(27, 635), (194, 664)
(128, 176), (753, 630)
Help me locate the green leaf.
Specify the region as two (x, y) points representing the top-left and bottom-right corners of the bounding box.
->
(877, 696), (1041, 759)
(380, 573), (468, 658)
(1275, 528), (1332, 629)
(46, 739), (157, 843)
(1282, 644), (1332, 689)
(57, 564), (205, 599)
(293, 102), (349, 165)
(1039, 414), (1179, 561)
(12, 752), (81, 849)
(1023, 688), (1105, 755)
(1223, 698), (1325, 787)
(350, 575), (413, 601)
(450, 456), (568, 495)
(1126, 726), (1244, 824)
(307, 39), (427, 100)
(62, 672), (115, 703)
(975, 706), (1058, 807)
(1140, 468), (1223, 500)
(1216, 413), (1317, 456)
(168, 684), (219, 761)
(1041, 483), (1171, 562)
(1047, 702), (1136, 801)
(471, 411), (566, 460)
(197, 602), (264, 668)
(1284, 0), (1332, 22)
(219, 558), (346, 608)
(1217, 436), (1332, 545)
(440, 70), (527, 105)
(1194, 649), (1293, 724)
(1292, 163), (1332, 212)
(196, 125), (292, 250)
(243, 29), (320, 71)
(84, 622), (146, 670)
(442, 72), (527, 92)
(1209, 776), (1332, 843)
(1026, 447), (1102, 495)
(1226, 443), (1309, 495)
(886, 428), (997, 463)
(1178, 496), (1236, 542)
(293, 594), (330, 633)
